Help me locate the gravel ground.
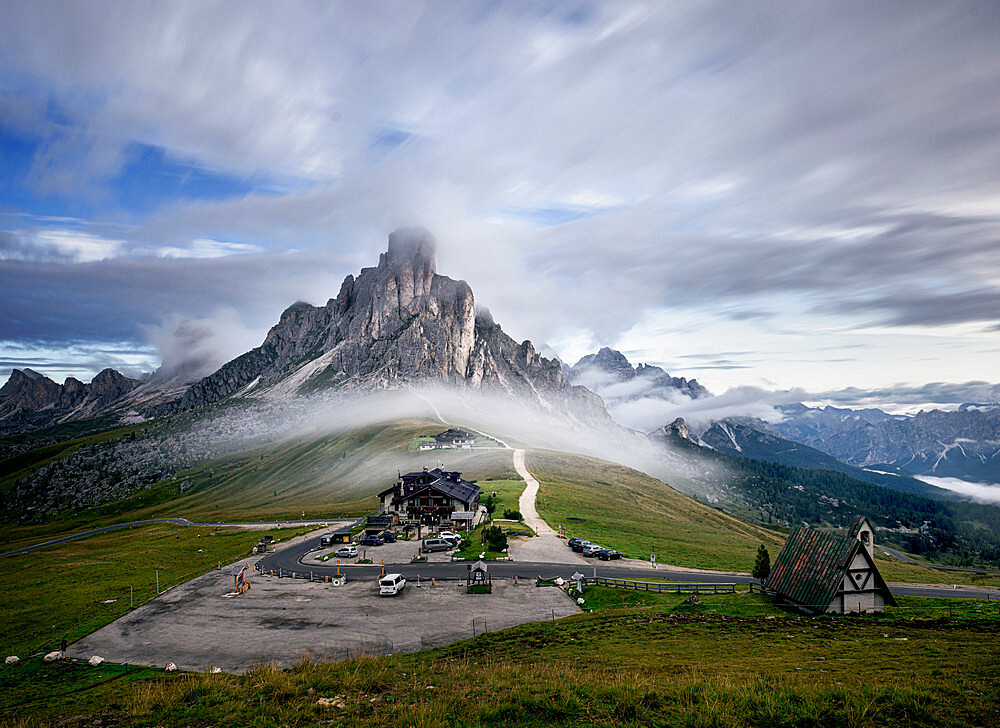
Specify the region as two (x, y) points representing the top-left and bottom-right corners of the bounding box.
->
(68, 567), (578, 674)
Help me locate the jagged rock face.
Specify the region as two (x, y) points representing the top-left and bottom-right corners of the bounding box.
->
(0, 367), (140, 435)
(0, 369), (63, 415)
(649, 417), (692, 442)
(182, 228), (607, 422)
(568, 347), (709, 402)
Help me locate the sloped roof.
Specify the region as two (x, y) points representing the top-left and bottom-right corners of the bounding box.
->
(765, 526), (895, 611)
(402, 477), (479, 506)
(378, 467), (480, 506)
(435, 428), (474, 441)
(848, 515), (874, 540)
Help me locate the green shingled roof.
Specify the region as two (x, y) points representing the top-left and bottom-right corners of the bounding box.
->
(765, 527), (858, 611)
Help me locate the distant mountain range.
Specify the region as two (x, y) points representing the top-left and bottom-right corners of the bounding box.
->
(565, 346), (709, 421)
(770, 403), (1000, 483)
(0, 228), (607, 437)
(687, 417), (960, 501)
(0, 367), (140, 437)
(654, 402), (1000, 488)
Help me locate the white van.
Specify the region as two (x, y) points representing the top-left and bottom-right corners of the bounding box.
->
(379, 573), (406, 596)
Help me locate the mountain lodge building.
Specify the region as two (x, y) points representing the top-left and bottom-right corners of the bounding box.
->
(378, 467), (481, 525)
(765, 516), (895, 614)
(418, 428), (476, 450)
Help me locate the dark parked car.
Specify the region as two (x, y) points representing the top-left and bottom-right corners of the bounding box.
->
(597, 548), (622, 560)
(358, 534), (384, 546)
(571, 540), (594, 553)
(567, 537), (585, 549)
(381, 531), (398, 543)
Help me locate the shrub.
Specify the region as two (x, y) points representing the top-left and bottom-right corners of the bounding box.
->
(502, 509), (523, 520)
(482, 525), (508, 552)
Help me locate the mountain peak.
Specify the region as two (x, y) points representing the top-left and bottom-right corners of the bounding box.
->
(176, 229), (608, 424)
(384, 226), (436, 271)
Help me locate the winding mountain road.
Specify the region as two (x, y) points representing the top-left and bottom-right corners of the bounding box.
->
(878, 544), (1000, 574)
(1, 518), (339, 557)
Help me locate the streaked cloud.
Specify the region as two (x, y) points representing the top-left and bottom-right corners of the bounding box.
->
(0, 1), (998, 398)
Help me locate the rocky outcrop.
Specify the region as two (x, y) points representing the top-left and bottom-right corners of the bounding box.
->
(181, 228), (608, 423)
(568, 347), (709, 402)
(0, 367), (140, 436)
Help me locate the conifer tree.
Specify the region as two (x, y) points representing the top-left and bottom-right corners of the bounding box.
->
(752, 544), (771, 582)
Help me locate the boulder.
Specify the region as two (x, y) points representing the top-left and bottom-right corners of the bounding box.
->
(4, 656), (18, 665)
(88, 655), (104, 666)
(165, 662), (177, 672)
(43, 651), (62, 662)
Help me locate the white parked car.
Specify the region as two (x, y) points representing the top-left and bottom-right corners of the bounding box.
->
(334, 545), (358, 558)
(379, 573), (406, 596)
(438, 531), (462, 545)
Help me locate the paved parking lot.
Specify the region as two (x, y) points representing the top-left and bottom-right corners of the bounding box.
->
(305, 537), (456, 565)
(68, 566), (579, 673)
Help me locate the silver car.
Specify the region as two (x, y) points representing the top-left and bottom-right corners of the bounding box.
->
(582, 543), (603, 557)
(334, 544), (358, 558)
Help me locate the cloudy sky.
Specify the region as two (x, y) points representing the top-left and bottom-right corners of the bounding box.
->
(1, 1), (999, 411)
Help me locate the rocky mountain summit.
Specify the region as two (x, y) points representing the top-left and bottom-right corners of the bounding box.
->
(564, 347), (708, 429)
(180, 227), (607, 421)
(568, 347), (709, 402)
(649, 417), (694, 442)
(0, 228), (608, 437)
(0, 367), (140, 437)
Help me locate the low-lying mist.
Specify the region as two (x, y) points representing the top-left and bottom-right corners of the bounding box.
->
(153, 384), (736, 504)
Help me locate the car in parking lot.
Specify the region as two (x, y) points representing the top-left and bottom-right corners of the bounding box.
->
(334, 544), (358, 558)
(597, 548), (622, 560)
(421, 537), (454, 553)
(571, 540), (594, 553)
(379, 573), (406, 596)
(582, 543), (603, 557)
(567, 537), (585, 549)
(438, 531), (462, 546)
(381, 531), (398, 543)
(358, 534), (384, 546)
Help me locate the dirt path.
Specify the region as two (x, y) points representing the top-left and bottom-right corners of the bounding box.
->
(511, 449), (587, 564)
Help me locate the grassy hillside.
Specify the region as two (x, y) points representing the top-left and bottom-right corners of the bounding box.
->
(0, 419), (516, 547)
(529, 450), (785, 571)
(136, 419), (516, 522)
(4, 595), (997, 727)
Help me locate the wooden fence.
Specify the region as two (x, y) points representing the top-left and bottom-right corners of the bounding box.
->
(582, 577), (738, 594)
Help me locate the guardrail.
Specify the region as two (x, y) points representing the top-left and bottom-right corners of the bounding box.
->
(582, 577), (738, 594)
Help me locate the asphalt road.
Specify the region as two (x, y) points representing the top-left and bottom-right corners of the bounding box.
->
(258, 533), (998, 600)
(878, 544), (1000, 574)
(0, 518), (342, 557)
